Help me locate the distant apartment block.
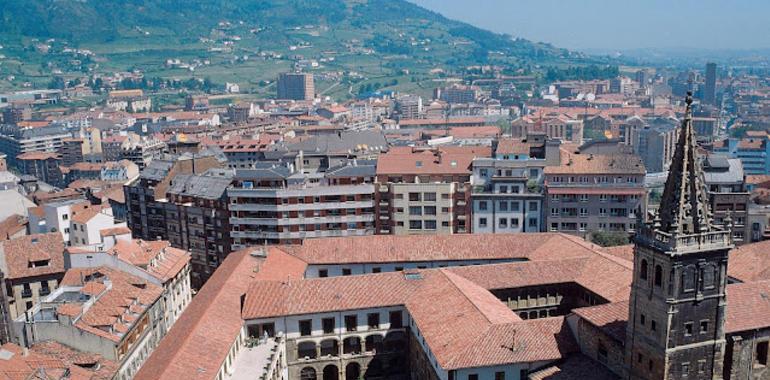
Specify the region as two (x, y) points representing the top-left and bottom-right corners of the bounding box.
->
(703, 156), (751, 245)
(544, 153), (647, 236)
(375, 146), (488, 235)
(228, 161), (377, 248)
(277, 72), (315, 101)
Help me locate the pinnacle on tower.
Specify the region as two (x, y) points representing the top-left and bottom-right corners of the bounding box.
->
(655, 92), (714, 235)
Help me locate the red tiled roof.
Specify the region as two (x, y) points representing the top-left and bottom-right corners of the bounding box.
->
(99, 226), (131, 237)
(572, 302), (629, 342)
(725, 281), (770, 334)
(0, 233), (65, 280)
(0, 215), (27, 241)
(529, 353), (620, 380)
(133, 249), (265, 380)
(107, 240), (190, 284)
(16, 152), (59, 161)
(545, 153), (646, 175)
(728, 240), (770, 282)
(376, 146), (490, 175)
(449, 317), (578, 369)
(281, 233), (596, 265)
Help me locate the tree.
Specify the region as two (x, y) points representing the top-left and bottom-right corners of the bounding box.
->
(590, 231), (630, 247)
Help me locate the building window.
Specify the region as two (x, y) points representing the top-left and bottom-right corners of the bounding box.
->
(654, 265), (663, 287)
(322, 318), (335, 334)
(409, 220), (422, 230)
(368, 313), (380, 329)
(479, 218), (487, 228)
(756, 341), (769, 367)
(409, 193), (420, 201)
(550, 223), (558, 232)
(511, 218), (520, 227)
(494, 372), (505, 380)
(640, 259), (648, 280)
(409, 206), (422, 216)
(598, 343), (608, 363)
(651, 320), (657, 332)
(318, 269), (328, 278)
(511, 201), (520, 211)
(499, 201), (508, 211)
(372, 267), (381, 273)
(579, 223), (587, 232)
(468, 375), (478, 380)
(424, 206), (437, 215)
(299, 320), (312, 336)
(682, 362), (690, 377)
(389, 311), (403, 328)
(345, 315), (357, 332)
(640, 314), (645, 326)
(424, 220), (437, 230)
(684, 322), (693, 336)
(479, 201), (488, 211)
(342, 268), (352, 276)
(499, 218), (508, 228)
(529, 201), (538, 211)
(700, 320), (709, 334)
(528, 218), (537, 227)
(551, 208), (559, 216)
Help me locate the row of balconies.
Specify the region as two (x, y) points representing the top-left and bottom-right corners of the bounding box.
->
(230, 214), (375, 226)
(229, 201), (374, 212)
(231, 229), (372, 240)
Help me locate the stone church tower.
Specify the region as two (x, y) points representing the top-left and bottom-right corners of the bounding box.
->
(626, 93), (733, 379)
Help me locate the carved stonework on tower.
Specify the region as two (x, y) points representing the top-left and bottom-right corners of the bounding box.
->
(656, 93), (714, 235)
(626, 93), (733, 380)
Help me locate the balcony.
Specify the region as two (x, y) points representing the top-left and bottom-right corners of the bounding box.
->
(228, 184), (375, 198)
(230, 214), (375, 226)
(231, 229), (372, 240)
(230, 200), (374, 212)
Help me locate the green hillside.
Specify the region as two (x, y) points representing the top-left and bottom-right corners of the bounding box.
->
(0, 0), (607, 99)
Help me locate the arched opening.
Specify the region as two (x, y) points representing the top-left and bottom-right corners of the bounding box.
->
(383, 331), (406, 352)
(301, 367), (317, 380)
(365, 334), (384, 353)
(343, 336), (362, 355)
(640, 259), (648, 280)
(323, 364), (339, 380)
(654, 265), (663, 287)
(297, 341), (317, 360)
(320, 339), (339, 357)
(345, 362), (361, 380)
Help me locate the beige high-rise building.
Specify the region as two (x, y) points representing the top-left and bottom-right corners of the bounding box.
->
(277, 72), (314, 101)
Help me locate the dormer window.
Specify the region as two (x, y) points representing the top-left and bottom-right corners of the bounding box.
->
(28, 260), (50, 268)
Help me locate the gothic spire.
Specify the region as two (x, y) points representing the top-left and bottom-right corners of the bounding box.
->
(656, 92), (713, 235)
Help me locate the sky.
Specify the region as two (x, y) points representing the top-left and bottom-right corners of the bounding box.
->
(410, 0), (770, 51)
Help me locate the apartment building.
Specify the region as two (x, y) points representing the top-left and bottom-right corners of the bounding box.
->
(0, 123), (71, 169)
(228, 160), (377, 249)
(635, 117), (679, 173)
(471, 138), (551, 234)
(715, 133), (770, 175)
(703, 156), (751, 245)
(0, 233), (65, 321)
(124, 152), (225, 242)
(436, 84), (481, 104)
(544, 153), (647, 236)
(277, 72), (315, 101)
(164, 170), (234, 288)
(375, 146), (490, 235)
(16, 152), (63, 187)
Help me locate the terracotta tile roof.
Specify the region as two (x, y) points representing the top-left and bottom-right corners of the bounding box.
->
(545, 153), (646, 175)
(99, 226), (131, 237)
(398, 117), (487, 126)
(102, 187), (125, 204)
(728, 240), (770, 282)
(280, 233), (599, 265)
(496, 138), (533, 155)
(725, 281), (770, 334)
(133, 249), (264, 380)
(449, 317), (578, 369)
(30, 341), (117, 380)
(747, 175), (770, 189)
(0, 233), (65, 280)
(376, 146), (490, 175)
(0, 215), (27, 240)
(242, 270), (422, 319)
(529, 353), (620, 380)
(70, 203), (108, 224)
(572, 302), (629, 342)
(107, 240), (190, 283)
(0, 342), (116, 380)
(448, 126), (501, 139)
(61, 267), (163, 343)
(16, 152), (59, 161)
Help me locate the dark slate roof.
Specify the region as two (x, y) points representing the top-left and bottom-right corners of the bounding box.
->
(167, 173), (233, 200)
(286, 130), (387, 154)
(140, 160), (175, 181)
(234, 165), (292, 180)
(326, 160), (377, 178)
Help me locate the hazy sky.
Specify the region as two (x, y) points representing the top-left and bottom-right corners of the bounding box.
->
(410, 0), (770, 51)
